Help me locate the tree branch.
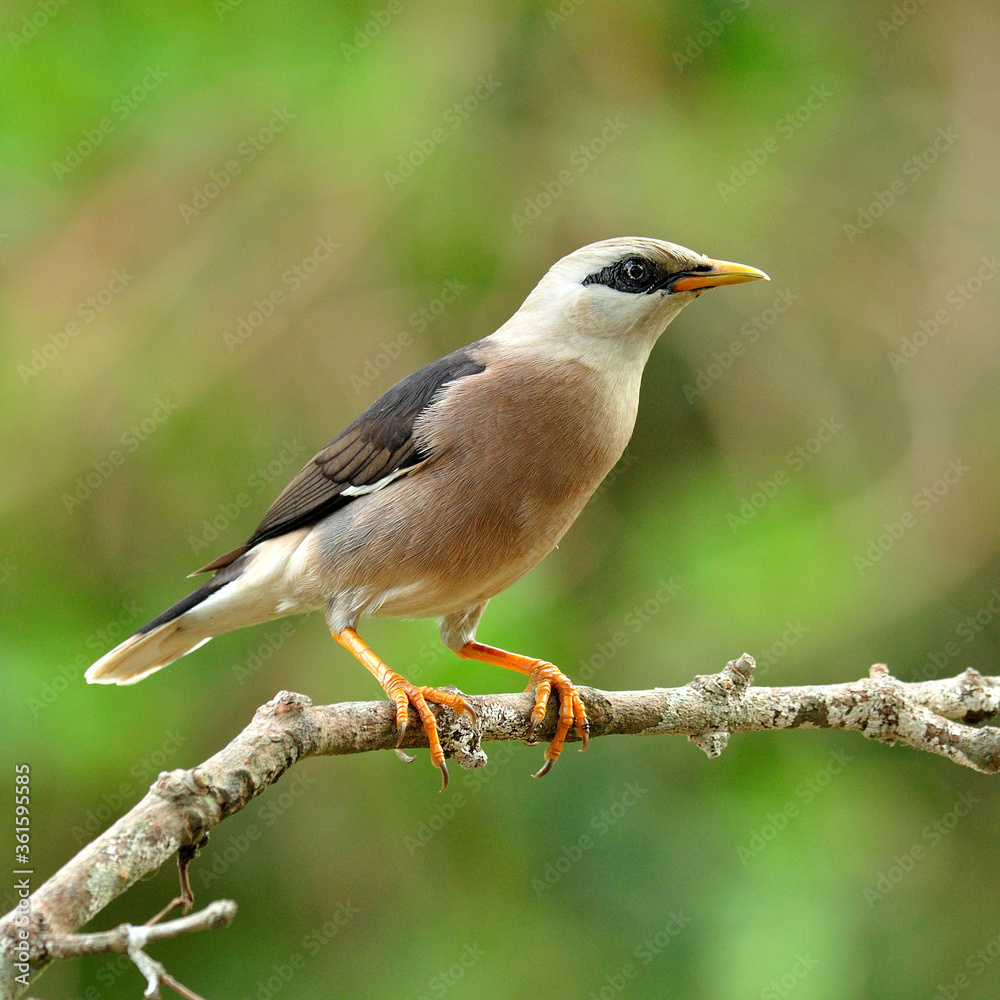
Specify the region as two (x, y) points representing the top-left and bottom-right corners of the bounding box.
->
(39, 901), (236, 1000)
(3, 657), (1000, 998)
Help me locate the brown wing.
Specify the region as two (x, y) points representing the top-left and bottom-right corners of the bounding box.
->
(189, 342), (486, 575)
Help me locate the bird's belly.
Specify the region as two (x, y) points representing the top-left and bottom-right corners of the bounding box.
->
(365, 542), (551, 620)
(307, 470), (597, 622)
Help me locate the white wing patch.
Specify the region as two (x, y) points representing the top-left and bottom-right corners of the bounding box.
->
(340, 461), (425, 497)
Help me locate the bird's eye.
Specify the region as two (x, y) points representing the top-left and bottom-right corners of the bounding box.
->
(623, 259), (649, 283)
(581, 256), (661, 293)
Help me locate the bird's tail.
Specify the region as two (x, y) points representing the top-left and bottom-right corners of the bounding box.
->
(84, 620), (212, 685)
(85, 555), (248, 685)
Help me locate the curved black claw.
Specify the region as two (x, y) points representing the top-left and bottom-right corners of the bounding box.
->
(395, 748), (415, 763)
(579, 721), (590, 752)
(438, 760), (449, 792)
(532, 759), (554, 779)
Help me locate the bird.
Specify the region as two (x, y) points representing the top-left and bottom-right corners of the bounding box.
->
(86, 237), (768, 787)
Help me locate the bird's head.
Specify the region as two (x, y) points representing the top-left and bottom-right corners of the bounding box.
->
(508, 237), (769, 364)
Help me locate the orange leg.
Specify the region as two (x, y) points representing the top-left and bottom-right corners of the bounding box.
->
(456, 641), (589, 778)
(333, 628), (475, 790)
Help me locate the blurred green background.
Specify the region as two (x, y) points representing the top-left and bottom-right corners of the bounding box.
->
(2, 0), (1000, 997)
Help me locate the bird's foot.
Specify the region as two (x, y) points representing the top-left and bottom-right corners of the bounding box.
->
(383, 674), (476, 790)
(525, 662), (589, 778)
(332, 627), (475, 790)
(454, 641), (589, 778)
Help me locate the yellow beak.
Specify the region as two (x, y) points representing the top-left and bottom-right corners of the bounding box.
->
(671, 258), (770, 292)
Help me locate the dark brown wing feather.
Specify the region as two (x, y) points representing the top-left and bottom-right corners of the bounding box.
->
(188, 343), (485, 574)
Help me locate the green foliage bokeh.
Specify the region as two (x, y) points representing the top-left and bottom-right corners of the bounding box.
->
(2, 1), (1000, 997)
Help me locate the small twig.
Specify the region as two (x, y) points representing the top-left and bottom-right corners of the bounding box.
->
(41, 902), (235, 1000)
(129, 947), (205, 1000)
(43, 901), (236, 960)
(146, 838), (207, 926)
